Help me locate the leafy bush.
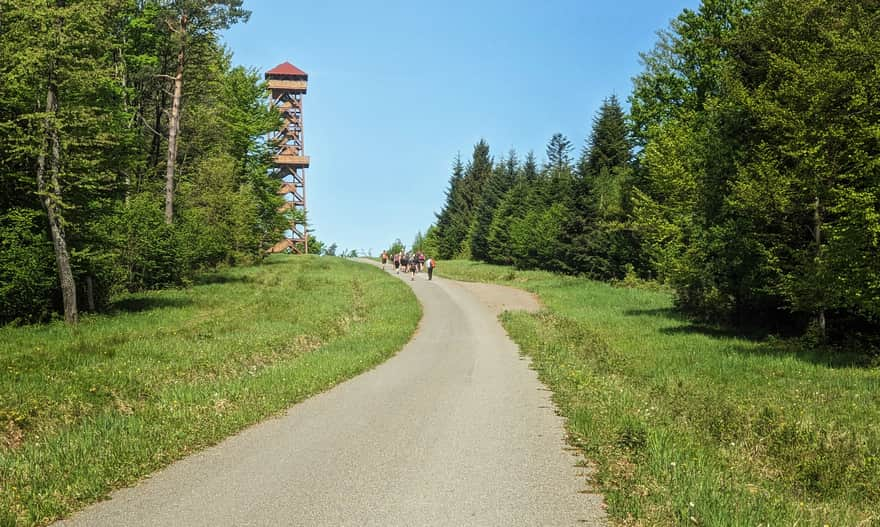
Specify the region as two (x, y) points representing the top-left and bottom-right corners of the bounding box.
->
(113, 194), (188, 290)
(0, 208), (57, 323)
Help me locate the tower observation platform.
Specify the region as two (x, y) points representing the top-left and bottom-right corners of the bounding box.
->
(266, 61), (310, 254)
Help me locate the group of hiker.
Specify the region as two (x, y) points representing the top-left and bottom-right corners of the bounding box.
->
(380, 250), (436, 281)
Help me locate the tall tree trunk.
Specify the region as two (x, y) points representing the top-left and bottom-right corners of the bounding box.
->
(164, 16), (187, 224)
(36, 80), (78, 324)
(814, 195), (826, 339)
(150, 51), (169, 174)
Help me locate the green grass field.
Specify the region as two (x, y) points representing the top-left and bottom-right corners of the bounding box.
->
(437, 260), (880, 526)
(0, 256), (420, 527)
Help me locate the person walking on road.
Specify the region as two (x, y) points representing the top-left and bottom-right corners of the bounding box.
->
(409, 254), (418, 281)
(394, 252), (401, 274)
(425, 256), (436, 281)
(417, 251), (426, 272)
(381, 250), (388, 270)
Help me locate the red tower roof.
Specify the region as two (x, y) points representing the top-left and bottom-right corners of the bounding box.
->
(266, 61), (307, 77)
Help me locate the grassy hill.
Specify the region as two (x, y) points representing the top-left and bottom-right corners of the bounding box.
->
(0, 256), (419, 527)
(437, 260), (879, 526)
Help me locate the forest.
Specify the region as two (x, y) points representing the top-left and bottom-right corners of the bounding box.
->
(425, 0), (880, 349)
(0, 0), (291, 325)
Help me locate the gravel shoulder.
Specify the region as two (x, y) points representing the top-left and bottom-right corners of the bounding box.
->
(448, 279), (542, 315)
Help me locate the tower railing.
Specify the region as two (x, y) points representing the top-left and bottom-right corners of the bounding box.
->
(265, 62), (310, 254)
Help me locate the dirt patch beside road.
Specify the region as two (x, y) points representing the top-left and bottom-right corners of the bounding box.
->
(451, 280), (542, 315)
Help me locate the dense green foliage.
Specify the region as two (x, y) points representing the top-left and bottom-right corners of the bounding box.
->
(436, 260), (880, 525)
(0, 0), (285, 324)
(633, 0), (880, 333)
(0, 256), (420, 526)
(428, 96), (635, 278)
(428, 0), (880, 343)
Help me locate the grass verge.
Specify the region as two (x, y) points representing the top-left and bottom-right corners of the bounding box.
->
(0, 256), (420, 527)
(437, 260), (879, 526)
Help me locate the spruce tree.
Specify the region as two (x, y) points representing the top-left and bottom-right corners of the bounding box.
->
(486, 153), (527, 264)
(586, 95), (631, 180)
(566, 95), (635, 279)
(470, 150), (518, 262)
(544, 133), (573, 173)
(457, 140), (493, 257)
(434, 155), (468, 259)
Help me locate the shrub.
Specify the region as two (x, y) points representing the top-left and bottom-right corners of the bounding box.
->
(0, 208), (57, 323)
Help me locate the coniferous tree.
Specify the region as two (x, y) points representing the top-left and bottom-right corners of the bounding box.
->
(586, 96), (630, 176)
(506, 137), (574, 272)
(486, 191), (518, 265)
(565, 95), (636, 279)
(411, 231), (425, 253)
(543, 138), (575, 210)
(454, 140), (493, 257)
(434, 155), (468, 259)
(545, 133), (573, 172)
(470, 150), (517, 262)
(421, 225), (440, 259)
(519, 151), (537, 184)
(488, 152), (536, 265)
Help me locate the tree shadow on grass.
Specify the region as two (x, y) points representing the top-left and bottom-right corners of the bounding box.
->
(259, 257), (295, 266)
(193, 273), (253, 286)
(659, 323), (772, 342)
(733, 338), (872, 368)
(624, 307), (793, 341)
(623, 307), (684, 320)
(110, 296), (192, 314)
(623, 308), (873, 369)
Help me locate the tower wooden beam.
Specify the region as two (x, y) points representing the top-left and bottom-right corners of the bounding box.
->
(265, 61), (310, 254)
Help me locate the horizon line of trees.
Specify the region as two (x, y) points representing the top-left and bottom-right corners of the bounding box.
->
(0, 0), (298, 325)
(425, 0), (879, 345)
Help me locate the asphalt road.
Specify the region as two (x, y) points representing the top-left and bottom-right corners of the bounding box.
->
(57, 259), (605, 526)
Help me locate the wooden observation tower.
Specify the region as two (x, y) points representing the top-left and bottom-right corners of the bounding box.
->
(266, 61), (310, 254)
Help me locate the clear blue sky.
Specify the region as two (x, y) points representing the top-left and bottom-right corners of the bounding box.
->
(221, 0), (699, 255)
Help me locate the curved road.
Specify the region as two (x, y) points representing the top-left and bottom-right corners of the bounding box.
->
(58, 260), (605, 526)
